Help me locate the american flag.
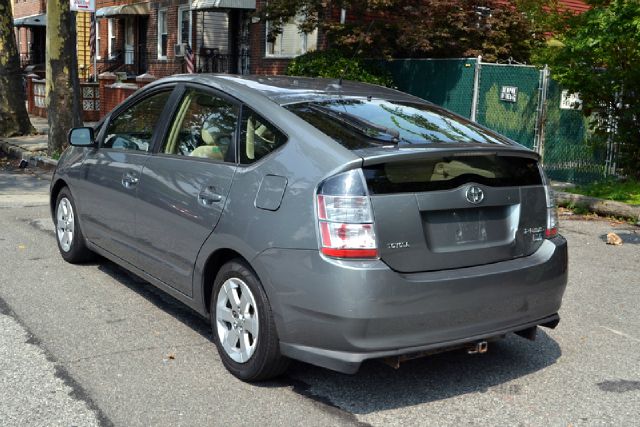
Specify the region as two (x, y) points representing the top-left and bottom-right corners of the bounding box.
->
(185, 44), (195, 74)
(89, 13), (96, 59)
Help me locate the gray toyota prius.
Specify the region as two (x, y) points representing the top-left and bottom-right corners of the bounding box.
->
(51, 75), (568, 381)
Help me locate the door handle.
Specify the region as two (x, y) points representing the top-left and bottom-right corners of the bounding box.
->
(198, 186), (223, 206)
(121, 171), (139, 189)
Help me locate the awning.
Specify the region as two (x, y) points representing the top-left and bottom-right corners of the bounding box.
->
(191, 0), (256, 11)
(14, 14), (46, 27)
(96, 2), (151, 18)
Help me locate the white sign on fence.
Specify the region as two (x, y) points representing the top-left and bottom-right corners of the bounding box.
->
(560, 90), (582, 110)
(500, 86), (518, 103)
(70, 0), (95, 12)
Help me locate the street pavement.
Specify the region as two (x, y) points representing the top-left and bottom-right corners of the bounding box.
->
(0, 155), (639, 426)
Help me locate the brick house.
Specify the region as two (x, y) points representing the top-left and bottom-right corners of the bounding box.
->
(12, 0), (94, 80)
(90, 0), (335, 78)
(12, 0), (47, 69)
(93, 0), (253, 77)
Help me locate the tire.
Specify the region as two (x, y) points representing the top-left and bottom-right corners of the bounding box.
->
(211, 259), (289, 381)
(54, 187), (94, 263)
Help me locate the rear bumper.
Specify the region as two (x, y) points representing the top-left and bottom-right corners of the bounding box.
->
(254, 236), (568, 374)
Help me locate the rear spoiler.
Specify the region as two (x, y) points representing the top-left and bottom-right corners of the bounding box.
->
(355, 145), (540, 167)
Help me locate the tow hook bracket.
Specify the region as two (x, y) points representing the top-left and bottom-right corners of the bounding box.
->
(467, 341), (488, 355)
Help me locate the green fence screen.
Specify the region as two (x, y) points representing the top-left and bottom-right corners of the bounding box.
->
(380, 58), (476, 118)
(475, 64), (540, 150)
(378, 58), (614, 185)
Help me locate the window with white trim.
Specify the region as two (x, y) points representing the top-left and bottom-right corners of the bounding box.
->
(107, 18), (115, 59)
(178, 7), (191, 46)
(158, 9), (168, 59)
(96, 20), (101, 60)
(266, 17), (317, 58)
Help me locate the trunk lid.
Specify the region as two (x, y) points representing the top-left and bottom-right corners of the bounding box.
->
(360, 148), (547, 272)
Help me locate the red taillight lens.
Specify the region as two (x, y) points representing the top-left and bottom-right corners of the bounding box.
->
(317, 170), (378, 259)
(318, 221), (377, 258)
(544, 184), (559, 239)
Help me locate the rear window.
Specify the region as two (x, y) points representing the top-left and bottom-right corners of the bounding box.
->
(286, 98), (506, 150)
(363, 156), (542, 194)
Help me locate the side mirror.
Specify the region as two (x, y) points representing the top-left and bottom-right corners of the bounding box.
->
(68, 127), (96, 147)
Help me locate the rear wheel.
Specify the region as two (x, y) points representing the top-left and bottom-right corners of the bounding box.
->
(211, 259), (289, 381)
(55, 187), (93, 263)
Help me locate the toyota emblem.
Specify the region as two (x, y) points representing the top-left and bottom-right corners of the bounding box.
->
(465, 186), (484, 204)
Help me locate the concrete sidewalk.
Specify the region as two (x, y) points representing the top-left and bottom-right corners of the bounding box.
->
(0, 115), (97, 170)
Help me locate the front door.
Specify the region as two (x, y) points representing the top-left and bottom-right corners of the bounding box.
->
(137, 17), (148, 74)
(78, 88), (174, 263)
(135, 86), (239, 296)
(124, 17), (134, 65)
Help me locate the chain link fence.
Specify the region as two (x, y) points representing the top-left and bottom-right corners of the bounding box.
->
(379, 58), (617, 185)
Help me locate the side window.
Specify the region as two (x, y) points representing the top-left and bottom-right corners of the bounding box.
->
(240, 108), (287, 164)
(103, 90), (172, 152)
(162, 89), (239, 162)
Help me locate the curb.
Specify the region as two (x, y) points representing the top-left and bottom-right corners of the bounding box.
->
(0, 139), (58, 172)
(556, 191), (640, 222)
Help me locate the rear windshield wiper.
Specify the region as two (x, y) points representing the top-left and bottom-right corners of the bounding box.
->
(308, 104), (401, 144)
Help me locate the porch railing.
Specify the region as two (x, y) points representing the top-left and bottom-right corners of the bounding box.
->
(196, 51), (249, 74)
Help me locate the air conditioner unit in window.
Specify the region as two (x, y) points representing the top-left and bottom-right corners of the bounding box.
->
(174, 43), (187, 57)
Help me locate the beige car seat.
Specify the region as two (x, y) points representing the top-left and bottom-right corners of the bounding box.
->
(191, 128), (224, 160)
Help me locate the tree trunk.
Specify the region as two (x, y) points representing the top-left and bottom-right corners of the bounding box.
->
(556, 191), (640, 221)
(0, 0), (35, 137)
(46, 0), (82, 155)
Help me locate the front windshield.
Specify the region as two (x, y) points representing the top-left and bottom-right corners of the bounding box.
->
(286, 98), (507, 150)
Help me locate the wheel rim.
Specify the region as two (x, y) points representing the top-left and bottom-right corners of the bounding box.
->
(215, 277), (259, 363)
(56, 197), (75, 252)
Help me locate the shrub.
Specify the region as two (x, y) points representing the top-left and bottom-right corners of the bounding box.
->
(285, 50), (393, 87)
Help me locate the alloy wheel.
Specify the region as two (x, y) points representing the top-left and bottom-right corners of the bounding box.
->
(56, 197), (75, 252)
(215, 277), (259, 363)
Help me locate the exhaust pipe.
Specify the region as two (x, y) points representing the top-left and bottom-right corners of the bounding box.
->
(467, 340), (488, 354)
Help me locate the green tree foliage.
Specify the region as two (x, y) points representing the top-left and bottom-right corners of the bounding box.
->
(260, 0), (546, 62)
(537, 0), (640, 178)
(286, 49), (392, 85)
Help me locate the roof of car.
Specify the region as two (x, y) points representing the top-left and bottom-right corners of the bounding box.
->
(154, 74), (424, 106)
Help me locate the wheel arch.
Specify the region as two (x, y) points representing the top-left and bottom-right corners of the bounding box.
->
(50, 178), (69, 217)
(200, 248), (250, 315)
(196, 246), (283, 330)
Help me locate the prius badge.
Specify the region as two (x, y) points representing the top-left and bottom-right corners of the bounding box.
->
(465, 186), (485, 204)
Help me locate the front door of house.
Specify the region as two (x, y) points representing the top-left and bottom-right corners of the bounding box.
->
(124, 18), (134, 65)
(137, 17), (148, 74)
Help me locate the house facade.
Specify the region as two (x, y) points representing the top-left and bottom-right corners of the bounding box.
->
(12, 0), (47, 70)
(90, 0), (328, 79)
(13, 0), (94, 80)
(93, 0), (253, 77)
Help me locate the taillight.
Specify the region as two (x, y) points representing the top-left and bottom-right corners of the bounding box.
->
(316, 170), (378, 259)
(541, 167), (558, 238)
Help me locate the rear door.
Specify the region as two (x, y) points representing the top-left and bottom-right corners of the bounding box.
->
(78, 88), (175, 263)
(135, 85), (240, 296)
(363, 151), (548, 272)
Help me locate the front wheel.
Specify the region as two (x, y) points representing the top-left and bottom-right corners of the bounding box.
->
(211, 259), (289, 381)
(55, 187), (93, 263)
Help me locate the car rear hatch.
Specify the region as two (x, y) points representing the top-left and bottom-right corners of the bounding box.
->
(359, 147), (547, 273)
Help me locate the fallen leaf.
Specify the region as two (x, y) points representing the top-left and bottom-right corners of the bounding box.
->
(17, 244), (26, 250)
(606, 232), (623, 246)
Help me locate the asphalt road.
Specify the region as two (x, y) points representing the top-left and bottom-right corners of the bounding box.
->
(1, 156), (639, 426)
